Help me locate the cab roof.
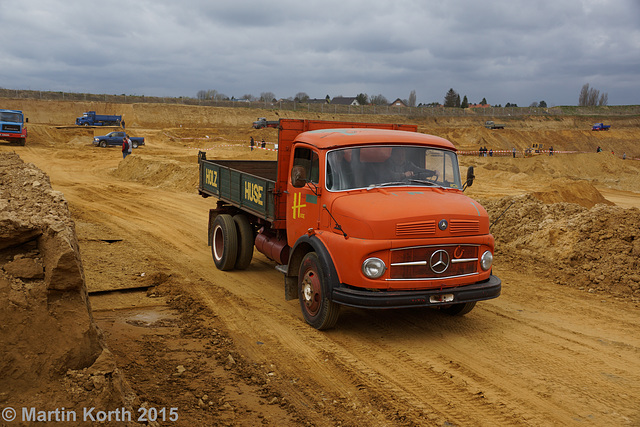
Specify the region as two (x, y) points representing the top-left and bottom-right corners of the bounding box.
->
(294, 128), (456, 151)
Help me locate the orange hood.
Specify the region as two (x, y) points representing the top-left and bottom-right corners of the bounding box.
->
(327, 188), (489, 240)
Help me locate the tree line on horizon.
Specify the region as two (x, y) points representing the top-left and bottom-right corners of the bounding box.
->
(190, 84), (605, 109)
(197, 88), (553, 109)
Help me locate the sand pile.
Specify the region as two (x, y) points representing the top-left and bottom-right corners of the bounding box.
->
(481, 181), (640, 298)
(531, 178), (614, 207)
(111, 154), (199, 192)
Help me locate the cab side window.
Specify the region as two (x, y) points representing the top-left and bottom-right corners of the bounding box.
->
(293, 147), (320, 184)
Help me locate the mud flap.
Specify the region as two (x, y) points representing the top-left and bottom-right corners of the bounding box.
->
(284, 274), (298, 300)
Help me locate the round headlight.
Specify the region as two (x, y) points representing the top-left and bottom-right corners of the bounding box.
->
(362, 257), (386, 279)
(480, 250), (493, 271)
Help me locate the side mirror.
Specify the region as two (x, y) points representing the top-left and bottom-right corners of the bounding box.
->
(463, 166), (475, 191)
(291, 165), (307, 188)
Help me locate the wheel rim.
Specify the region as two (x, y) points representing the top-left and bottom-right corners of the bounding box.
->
(301, 269), (321, 316)
(212, 225), (224, 261)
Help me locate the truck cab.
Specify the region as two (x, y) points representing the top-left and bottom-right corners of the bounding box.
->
(283, 128), (499, 328)
(0, 109), (27, 146)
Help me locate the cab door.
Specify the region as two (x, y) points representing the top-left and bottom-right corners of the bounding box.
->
(287, 146), (321, 247)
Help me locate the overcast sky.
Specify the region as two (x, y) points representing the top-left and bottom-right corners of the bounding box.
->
(2, 0), (639, 106)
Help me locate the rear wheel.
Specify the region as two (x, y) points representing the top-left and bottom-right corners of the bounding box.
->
(440, 301), (476, 316)
(298, 252), (340, 330)
(211, 214), (238, 271)
(233, 214), (254, 270)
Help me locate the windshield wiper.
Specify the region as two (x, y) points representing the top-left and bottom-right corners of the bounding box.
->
(367, 179), (442, 190)
(407, 179), (438, 186)
(368, 181), (406, 189)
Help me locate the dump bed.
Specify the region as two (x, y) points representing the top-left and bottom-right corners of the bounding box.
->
(198, 153), (278, 221)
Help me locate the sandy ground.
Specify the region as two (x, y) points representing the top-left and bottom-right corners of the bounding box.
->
(2, 99), (640, 426)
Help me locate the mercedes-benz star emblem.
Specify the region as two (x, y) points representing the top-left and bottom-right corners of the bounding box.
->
(429, 249), (450, 274)
(438, 219), (448, 231)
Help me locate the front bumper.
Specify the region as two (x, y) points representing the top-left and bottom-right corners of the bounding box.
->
(331, 274), (501, 309)
(0, 132), (25, 139)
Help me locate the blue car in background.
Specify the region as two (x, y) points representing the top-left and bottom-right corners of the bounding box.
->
(93, 131), (145, 148)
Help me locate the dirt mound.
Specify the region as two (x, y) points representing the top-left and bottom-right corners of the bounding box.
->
(11, 123), (98, 149)
(0, 152), (137, 418)
(482, 193), (640, 298)
(531, 178), (614, 208)
(111, 154), (199, 193)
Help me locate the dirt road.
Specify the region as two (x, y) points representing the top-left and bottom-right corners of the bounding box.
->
(4, 111), (640, 426)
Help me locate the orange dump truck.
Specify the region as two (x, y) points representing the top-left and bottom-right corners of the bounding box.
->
(198, 119), (501, 329)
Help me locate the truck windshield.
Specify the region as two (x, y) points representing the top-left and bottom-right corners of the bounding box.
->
(326, 145), (462, 191)
(0, 112), (22, 123)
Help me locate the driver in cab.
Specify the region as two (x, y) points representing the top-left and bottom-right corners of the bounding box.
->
(385, 147), (435, 181)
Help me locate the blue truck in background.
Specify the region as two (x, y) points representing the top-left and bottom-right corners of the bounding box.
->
(592, 123), (611, 131)
(0, 109), (27, 146)
(76, 111), (122, 126)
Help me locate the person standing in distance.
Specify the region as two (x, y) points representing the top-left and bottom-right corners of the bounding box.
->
(122, 137), (129, 159)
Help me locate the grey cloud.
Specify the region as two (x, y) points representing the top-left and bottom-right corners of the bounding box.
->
(1, 0), (638, 105)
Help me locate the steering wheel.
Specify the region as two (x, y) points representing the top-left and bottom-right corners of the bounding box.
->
(416, 170), (439, 182)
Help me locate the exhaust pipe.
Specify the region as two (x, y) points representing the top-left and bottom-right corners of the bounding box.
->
(255, 231), (290, 265)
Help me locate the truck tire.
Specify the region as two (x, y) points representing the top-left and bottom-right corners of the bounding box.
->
(298, 252), (340, 330)
(132, 142), (138, 149)
(100, 141), (107, 148)
(440, 301), (476, 316)
(233, 214), (254, 270)
(211, 214), (238, 271)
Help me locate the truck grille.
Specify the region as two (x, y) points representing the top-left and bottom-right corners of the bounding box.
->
(396, 220), (436, 236)
(389, 245), (478, 280)
(2, 124), (20, 132)
(396, 220), (480, 236)
(449, 220), (480, 234)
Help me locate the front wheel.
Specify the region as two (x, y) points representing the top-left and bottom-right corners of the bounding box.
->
(298, 252), (340, 330)
(440, 301), (476, 316)
(100, 141), (107, 148)
(211, 214), (238, 271)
